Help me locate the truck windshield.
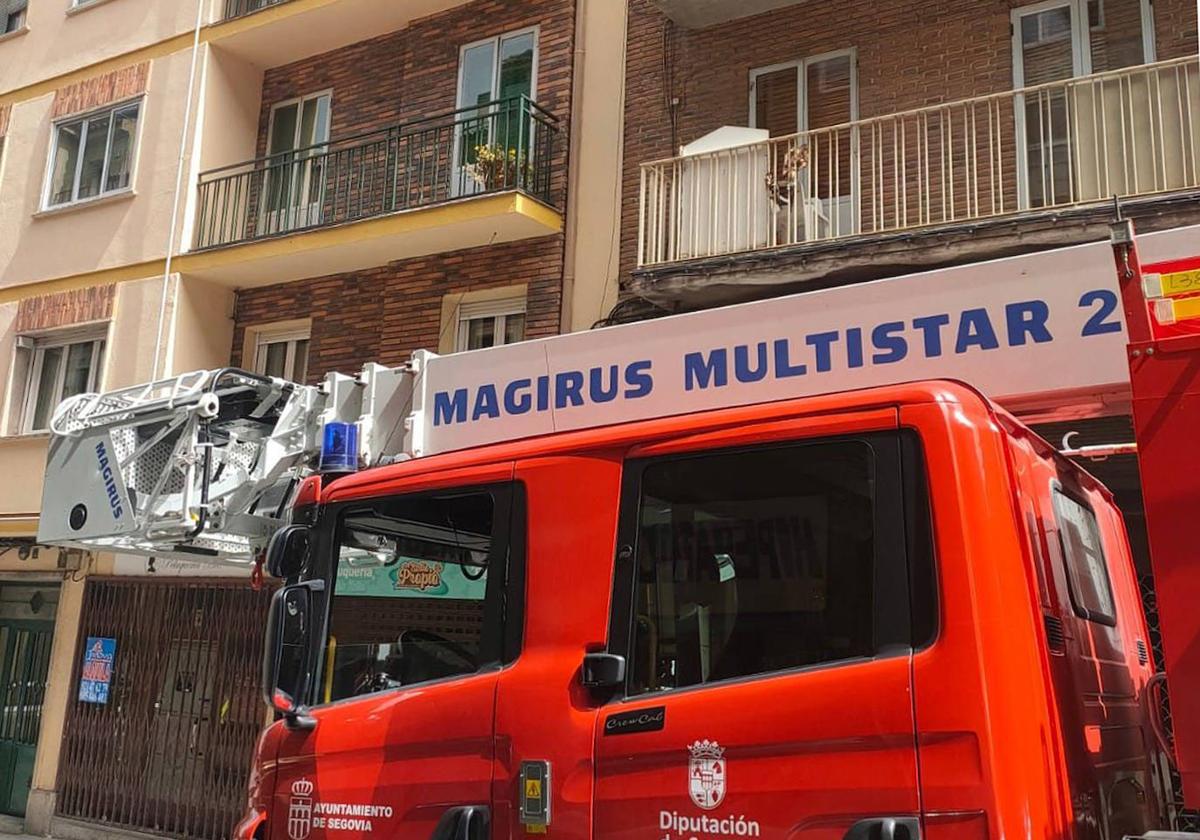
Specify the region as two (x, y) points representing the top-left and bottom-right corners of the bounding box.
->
(320, 491), (494, 703)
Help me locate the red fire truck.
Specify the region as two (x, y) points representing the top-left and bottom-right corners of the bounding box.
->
(38, 221), (1200, 840)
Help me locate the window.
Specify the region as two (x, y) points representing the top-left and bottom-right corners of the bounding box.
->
(626, 436), (919, 695)
(1053, 487), (1117, 625)
(45, 101), (140, 208)
(21, 334), (106, 432)
(458, 29), (537, 111)
(262, 92), (330, 233)
(253, 329), (309, 382)
(321, 486), (518, 703)
(3, 1), (26, 33)
(455, 297), (526, 352)
(456, 28), (538, 193)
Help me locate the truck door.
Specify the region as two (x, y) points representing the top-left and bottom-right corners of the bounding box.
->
(270, 469), (521, 840)
(594, 417), (932, 840)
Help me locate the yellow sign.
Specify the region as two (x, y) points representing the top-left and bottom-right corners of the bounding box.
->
(524, 779), (542, 799)
(1147, 269), (1200, 299)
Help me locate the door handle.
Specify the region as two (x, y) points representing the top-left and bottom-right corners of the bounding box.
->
(430, 805), (489, 840)
(843, 817), (921, 840)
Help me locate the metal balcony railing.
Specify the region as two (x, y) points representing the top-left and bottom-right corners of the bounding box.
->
(194, 97), (558, 250)
(220, 0), (292, 22)
(639, 56), (1200, 267)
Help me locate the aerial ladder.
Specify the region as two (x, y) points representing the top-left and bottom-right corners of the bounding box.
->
(37, 359), (429, 564)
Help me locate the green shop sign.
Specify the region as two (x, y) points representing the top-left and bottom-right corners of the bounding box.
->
(336, 557), (487, 600)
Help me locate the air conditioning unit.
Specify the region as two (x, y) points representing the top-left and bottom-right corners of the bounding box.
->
(676, 126), (771, 259)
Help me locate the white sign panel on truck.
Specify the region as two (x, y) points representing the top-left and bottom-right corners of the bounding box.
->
(420, 224), (1200, 456)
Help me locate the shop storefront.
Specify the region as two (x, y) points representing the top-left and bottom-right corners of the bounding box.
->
(54, 575), (272, 840)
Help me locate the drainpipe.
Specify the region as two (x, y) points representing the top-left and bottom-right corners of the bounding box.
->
(152, 0), (206, 381)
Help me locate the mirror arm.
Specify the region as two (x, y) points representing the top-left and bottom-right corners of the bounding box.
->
(284, 709), (318, 731)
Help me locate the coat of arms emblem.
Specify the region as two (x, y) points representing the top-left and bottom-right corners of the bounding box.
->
(288, 778), (314, 840)
(688, 739), (726, 810)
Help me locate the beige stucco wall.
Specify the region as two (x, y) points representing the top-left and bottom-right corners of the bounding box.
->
(564, 0), (627, 332)
(107, 274), (175, 387)
(0, 436), (51, 520)
(0, 47), (203, 290)
(168, 275), (235, 373)
(0, 0), (203, 96)
(195, 47), (263, 173)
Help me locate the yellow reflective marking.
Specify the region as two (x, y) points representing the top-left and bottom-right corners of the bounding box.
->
(1173, 296), (1200, 322)
(524, 779), (542, 799)
(1160, 269), (1200, 298)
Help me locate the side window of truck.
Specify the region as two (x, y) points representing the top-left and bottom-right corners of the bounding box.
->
(621, 433), (930, 695)
(320, 486), (517, 703)
(1052, 487), (1117, 626)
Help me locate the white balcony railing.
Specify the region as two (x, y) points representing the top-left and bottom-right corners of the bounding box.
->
(638, 56), (1200, 267)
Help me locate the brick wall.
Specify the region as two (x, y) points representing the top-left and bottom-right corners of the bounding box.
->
(255, 0), (573, 202)
(232, 0), (575, 377)
(52, 62), (149, 119)
(16, 285), (114, 332)
(619, 0), (1199, 284)
(231, 238), (563, 380)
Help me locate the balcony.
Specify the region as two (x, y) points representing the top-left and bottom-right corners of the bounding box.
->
(184, 98), (560, 286)
(638, 57), (1200, 271)
(196, 97), (556, 249)
(220, 0), (292, 20)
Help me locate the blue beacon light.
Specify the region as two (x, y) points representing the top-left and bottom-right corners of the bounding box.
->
(319, 421), (359, 473)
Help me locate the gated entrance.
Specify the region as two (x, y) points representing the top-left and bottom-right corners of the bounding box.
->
(0, 583), (58, 818)
(56, 577), (272, 840)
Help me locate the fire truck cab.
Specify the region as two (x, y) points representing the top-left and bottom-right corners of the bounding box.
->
(242, 378), (1168, 840)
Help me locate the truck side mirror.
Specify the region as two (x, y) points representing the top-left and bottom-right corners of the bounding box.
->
(263, 581), (323, 729)
(266, 525), (310, 579)
(581, 652), (626, 691)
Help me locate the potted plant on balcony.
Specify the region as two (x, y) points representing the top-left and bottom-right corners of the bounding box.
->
(763, 142), (828, 243)
(464, 144), (535, 192)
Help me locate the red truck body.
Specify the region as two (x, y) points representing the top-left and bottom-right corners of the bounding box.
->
(1117, 233), (1200, 805)
(237, 378), (1171, 840)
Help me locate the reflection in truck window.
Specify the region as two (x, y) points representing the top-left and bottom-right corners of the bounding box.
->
(629, 440), (878, 693)
(324, 492), (495, 702)
(1053, 487), (1117, 625)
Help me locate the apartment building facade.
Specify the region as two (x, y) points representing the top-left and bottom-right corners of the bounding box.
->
(0, 0), (624, 837)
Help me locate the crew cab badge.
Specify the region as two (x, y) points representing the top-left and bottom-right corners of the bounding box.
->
(688, 740), (726, 810)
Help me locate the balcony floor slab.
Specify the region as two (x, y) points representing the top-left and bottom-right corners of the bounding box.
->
(628, 189), (1200, 311)
(179, 191), (561, 289)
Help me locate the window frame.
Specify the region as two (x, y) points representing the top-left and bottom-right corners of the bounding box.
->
(307, 480), (526, 708)
(252, 327), (310, 382)
(454, 296), (527, 352)
(1051, 481), (1118, 627)
(4, 4), (25, 33)
(607, 430), (933, 700)
(456, 26), (541, 111)
(261, 89), (332, 230)
(20, 329), (107, 434)
(453, 26), (541, 197)
(747, 47), (859, 135)
(41, 97), (143, 210)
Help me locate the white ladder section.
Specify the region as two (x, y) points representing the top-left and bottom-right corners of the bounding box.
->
(37, 360), (426, 565)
